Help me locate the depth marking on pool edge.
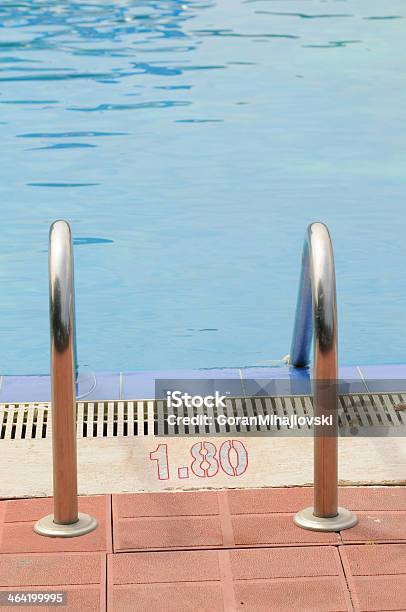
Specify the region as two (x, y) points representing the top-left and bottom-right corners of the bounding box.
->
(150, 440), (248, 481)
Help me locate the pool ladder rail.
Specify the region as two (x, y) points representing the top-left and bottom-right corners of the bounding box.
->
(290, 222), (358, 531)
(34, 220), (98, 538)
(32, 219), (358, 537)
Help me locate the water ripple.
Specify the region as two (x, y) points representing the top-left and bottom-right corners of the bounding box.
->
(0, 99), (58, 104)
(74, 237), (113, 246)
(365, 15), (403, 20)
(0, 72), (119, 82)
(17, 131), (129, 138)
(28, 143), (97, 151)
(156, 85), (192, 90)
(303, 40), (361, 49)
(27, 182), (99, 187)
(175, 119), (222, 123)
(131, 62), (183, 76)
(68, 100), (191, 112)
(0, 57), (41, 63)
(255, 11), (353, 20)
(192, 28), (299, 39)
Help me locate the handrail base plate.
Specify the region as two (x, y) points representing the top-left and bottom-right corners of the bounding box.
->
(34, 512), (98, 538)
(294, 506), (358, 532)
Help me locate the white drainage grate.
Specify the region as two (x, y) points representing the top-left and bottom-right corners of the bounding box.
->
(0, 394), (405, 440)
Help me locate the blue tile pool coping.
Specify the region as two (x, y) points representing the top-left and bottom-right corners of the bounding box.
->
(1, 364), (406, 403)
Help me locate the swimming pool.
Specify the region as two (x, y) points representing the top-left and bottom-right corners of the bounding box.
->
(1, 0), (406, 375)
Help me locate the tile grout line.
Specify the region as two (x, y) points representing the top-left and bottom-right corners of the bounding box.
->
(334, 545), (355, 612)
(217, 490), (235, 549)
(218, 549), (237, 612)
(103, 551), (108, 612)
(108, 543), (349, 554)
(108, 495), (114, 554)
(107, 508), (406, 520)
(65, 539), (406, 556)
(0, 501), (6, 553)
(106, 495), (114, 612)
(337, 545), (360, 612)
(0, 584), (105, 590)
(106, 574), (353, 586)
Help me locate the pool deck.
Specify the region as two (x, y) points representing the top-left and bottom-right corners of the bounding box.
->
(1, 365), (405, 609)
(0, 486), (405, 611)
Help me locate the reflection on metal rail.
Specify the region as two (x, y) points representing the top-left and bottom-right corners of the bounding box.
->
(290, 222), (358, 532)
(34, 220), (97, 538)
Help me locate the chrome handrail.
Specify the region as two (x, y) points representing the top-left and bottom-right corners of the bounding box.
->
(34, 220), (97, 538)
(290, 222), (357, 531)
(290, 222), (336, 371)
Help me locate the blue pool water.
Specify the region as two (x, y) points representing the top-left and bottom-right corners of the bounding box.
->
(1, 0), (406, 375)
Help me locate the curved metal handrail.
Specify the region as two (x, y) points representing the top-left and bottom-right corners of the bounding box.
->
(290, 222), (337, 374)
(290, 222), (357, 531)
(34, 220), (97, 538)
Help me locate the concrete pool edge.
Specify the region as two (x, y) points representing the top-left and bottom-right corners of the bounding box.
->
(1, 365), (405, 499)
(2, 363), (406, 403)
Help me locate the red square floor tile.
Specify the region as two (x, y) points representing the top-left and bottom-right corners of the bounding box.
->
(112, 491), (223, 552)
(227, 487), (313, 514)
(229, 546), (341, 579)
(2, 495), (108, 524)
(234, 577), (351, 611)
(109, 583), (224, 612)
(232, 513), (340, 547)
(340, 543), (406, 576)
(113, 491), (219, 518)
(115, 516), (223, 552)
(338, 487), (406, 511)
(350, 575), (406, 611)
(110, 550), (220, 584)
(0, 496), (111, 554)
(0, 552), (105, 587)
(340, 512), (406, 543)
(108, 549), (223, 612)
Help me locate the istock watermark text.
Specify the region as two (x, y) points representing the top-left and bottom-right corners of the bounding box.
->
(167, 414), (333, 428)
